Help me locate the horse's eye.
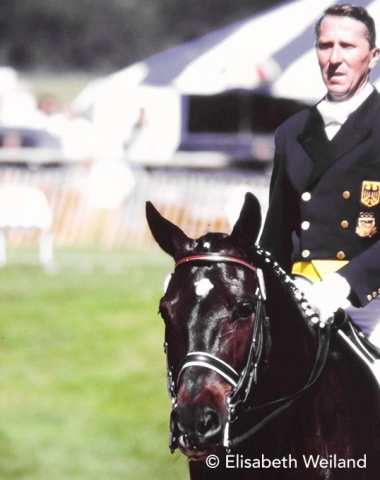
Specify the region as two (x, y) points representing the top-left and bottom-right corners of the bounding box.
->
(233, 301), (256, 321)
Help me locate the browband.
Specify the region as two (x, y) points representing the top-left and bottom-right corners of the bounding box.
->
(175, 254), (257, 273)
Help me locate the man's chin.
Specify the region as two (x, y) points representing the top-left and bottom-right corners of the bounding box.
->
(325, 79), (368, 102)
(326, 88), (353, 102)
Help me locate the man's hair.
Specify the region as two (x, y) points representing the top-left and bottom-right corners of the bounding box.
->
(315, 4), (377, 49)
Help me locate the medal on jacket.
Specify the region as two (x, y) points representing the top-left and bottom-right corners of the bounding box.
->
(356, 212), (377, 238)
(360, 181), (380, 207)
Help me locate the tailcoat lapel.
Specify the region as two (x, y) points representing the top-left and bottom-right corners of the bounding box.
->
(297, 89), (380, 190)
(296, 108), (332, 189)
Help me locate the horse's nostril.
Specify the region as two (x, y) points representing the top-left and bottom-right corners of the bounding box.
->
(172, 405), (223, 451)
(196, 408), (221, 437)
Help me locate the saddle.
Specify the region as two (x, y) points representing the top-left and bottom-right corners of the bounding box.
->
(333, 309), (380, 364)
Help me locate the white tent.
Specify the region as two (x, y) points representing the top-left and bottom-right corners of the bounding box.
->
(76, 0), (380, 103)
(73, 0), (380, 163)
(74, 67), (182, 164)
(75, 0), (330, 109)
(138, 0), (334, 95)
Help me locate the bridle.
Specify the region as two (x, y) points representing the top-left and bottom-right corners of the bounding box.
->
(164, 249), (332, 453)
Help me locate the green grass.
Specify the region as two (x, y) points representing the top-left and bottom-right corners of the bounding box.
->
(0, 249), (188, 480)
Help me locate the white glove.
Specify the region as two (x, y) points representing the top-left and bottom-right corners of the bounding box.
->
(294, 273), (351, 324)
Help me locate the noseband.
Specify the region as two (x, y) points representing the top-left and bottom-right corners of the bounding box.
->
(164, 250), (331, 453)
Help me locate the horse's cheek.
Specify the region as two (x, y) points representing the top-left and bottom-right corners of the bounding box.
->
(227, 321), (254, 370)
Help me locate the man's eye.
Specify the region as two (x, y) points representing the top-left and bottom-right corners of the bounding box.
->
(318, 42), (332, 50)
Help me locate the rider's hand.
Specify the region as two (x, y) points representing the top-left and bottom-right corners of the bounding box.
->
(294, 273), (351, 323)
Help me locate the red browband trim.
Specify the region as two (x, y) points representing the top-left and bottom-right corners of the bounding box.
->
(175, 254), (257, 272)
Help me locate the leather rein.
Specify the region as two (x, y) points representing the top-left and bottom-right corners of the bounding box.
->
(164, 249), (332, 452)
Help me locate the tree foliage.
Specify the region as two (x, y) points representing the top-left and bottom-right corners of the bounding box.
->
(0, 0), (285, 73)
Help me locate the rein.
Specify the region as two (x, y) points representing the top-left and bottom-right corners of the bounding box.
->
(165, 250), (331, 452)
(228, 322), (331, 449)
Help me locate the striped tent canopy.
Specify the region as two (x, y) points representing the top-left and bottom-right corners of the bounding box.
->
(77, 0), (380, 105)
(137, 0), (332, 95)
(73, 0), (380, 134)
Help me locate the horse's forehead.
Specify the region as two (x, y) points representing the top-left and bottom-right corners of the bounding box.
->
(175, 262), (247, 296)
(194, 278), (214, 297)
(191, 233), (231, 252)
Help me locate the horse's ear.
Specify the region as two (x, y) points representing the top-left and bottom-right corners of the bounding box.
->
(229, 192), (261, 249)
(146, 201), (190, 257)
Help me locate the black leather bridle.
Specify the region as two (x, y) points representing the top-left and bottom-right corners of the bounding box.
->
(163, 249), (331, 452)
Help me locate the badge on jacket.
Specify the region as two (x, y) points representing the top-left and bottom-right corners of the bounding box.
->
(360, 181), (380, 207)
(356, 212), (377, 238)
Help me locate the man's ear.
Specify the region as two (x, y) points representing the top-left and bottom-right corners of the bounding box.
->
(369, 47), (380, 70)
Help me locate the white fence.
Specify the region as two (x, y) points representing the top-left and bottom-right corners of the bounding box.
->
(0, 164), (270, 250)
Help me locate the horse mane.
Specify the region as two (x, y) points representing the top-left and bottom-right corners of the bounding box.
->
(250, 246), (319, 327)
(251, 245), (380, 395)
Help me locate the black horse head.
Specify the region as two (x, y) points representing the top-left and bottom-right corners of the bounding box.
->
(146, 193), (262, 458)
(146, 192), (380, 479)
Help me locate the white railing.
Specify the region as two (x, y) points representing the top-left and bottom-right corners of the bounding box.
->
(0, 163), (270, 250)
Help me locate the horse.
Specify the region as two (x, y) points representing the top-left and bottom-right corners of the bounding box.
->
(146, 192), (380, 480)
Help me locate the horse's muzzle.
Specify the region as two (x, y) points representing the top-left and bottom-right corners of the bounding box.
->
(171, 405), (224, 459)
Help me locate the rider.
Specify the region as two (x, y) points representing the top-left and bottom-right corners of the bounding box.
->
(260, 4), (380, 350)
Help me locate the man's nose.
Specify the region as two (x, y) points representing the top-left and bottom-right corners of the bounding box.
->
(329, 44), (343, 64)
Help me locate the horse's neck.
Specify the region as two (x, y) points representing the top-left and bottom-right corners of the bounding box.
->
(261, 269), (318, 394)
(261, 269), (380, 449)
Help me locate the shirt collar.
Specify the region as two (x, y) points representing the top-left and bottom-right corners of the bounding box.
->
(317, 83), (374, 126)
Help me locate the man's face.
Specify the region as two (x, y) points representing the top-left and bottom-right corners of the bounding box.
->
(316, 15), (379, 101)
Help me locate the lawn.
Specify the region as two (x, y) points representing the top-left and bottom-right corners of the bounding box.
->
(0, 249), (188, 480)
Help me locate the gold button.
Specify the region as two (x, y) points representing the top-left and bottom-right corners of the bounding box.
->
(341, 220), (349, 229)
(301, 221), (310, 230)
(302, 249), (310, 258)
(301, 192), (311, 202)
(336, 251), (345, 260)
(378, 288), (380, 294)
(367, 294), (373, 302)
(342, 191), (351, 199)
(373, 292), (377, 298)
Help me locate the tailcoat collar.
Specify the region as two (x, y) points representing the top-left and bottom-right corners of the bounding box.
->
(297, 89), (380, 189)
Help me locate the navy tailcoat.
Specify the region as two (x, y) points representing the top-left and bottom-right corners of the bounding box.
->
(260, 88), (380, 307)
